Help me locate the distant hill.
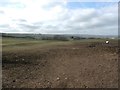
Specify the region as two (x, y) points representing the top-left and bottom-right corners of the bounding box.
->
(1, 33), (118, 40)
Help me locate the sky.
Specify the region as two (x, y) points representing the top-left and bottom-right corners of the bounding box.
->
(0, 0), (118, 35)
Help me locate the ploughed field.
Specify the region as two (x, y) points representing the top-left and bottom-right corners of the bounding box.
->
(2, 37), (119, 88)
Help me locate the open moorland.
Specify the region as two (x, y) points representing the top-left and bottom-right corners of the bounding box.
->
(2, 37), (119, 88)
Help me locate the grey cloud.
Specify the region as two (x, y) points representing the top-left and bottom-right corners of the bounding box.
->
(58, 7), (118, 35)
(33, 22), (44, 26)
(0, 10), (4, 14)
(12, 19), (27, 22)
(0, 24), (10, 28)
(18, 24), (41, 32)
(89, 16), (116, 29)
(19, 19), (27, 22)
(0, 1), (117, 35)
(17, 9), (118, 35)
(71, 11), (98, 22)
(45, 25), (58, 29)
(0, 24), (18, 33)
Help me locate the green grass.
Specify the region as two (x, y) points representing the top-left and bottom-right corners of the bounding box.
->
(2, 37), (118, 52)
(2, 37), (72, 52)
(2, 37), (45, 45)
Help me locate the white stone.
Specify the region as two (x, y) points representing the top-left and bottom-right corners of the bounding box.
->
(56, 77), (60, 80)
(65, 77), (67, 80)
(105, 40), (109, 44)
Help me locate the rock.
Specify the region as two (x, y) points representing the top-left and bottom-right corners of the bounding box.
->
(105, 40), (109, 44)
(56, 77), (60, 80)
(65, 77), (67, 80)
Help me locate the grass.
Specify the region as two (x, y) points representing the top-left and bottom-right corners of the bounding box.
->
(2, 37), (118, 52)
(2, 37), (71, 52)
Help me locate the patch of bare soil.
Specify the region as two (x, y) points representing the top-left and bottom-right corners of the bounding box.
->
(2, 42), (118, 88)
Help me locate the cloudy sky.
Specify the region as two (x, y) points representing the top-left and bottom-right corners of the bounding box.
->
(0, 0), (118, 35)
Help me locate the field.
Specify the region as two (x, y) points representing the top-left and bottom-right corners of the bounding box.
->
(2, 37), (119, 88)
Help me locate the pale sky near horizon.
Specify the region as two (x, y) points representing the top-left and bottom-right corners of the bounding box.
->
(0, 0), (118, 35)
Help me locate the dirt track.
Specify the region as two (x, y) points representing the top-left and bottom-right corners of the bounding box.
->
(2, 41), (119, 88)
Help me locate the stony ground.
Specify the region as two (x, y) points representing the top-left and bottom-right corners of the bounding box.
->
(2, 39), (119, 88)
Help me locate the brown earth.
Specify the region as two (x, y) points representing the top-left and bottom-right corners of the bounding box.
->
(2, 41), (119, 88)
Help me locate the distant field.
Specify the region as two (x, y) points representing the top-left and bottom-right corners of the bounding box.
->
(2, 37), (117, 48)
(2, 37), (118, 88)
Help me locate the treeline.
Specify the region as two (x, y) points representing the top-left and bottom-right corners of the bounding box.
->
(2, 33), (101, 41)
